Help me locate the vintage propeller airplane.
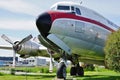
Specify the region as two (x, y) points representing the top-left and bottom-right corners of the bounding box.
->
(36, 1), (119, 79)
(0, 1), (119, 79)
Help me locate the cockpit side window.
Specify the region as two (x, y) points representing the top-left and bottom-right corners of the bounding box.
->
(71, 6), (75, 14)
(76, 8), (81, 15)
(57, 5), (70, 10)
(71, 6), (74, 11)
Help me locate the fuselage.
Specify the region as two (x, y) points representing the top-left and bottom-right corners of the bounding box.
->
(36, 2), (119, 65)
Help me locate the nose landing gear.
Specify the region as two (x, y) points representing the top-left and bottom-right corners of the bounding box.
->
(56, 51), (67, 80)
(57, 62), (66, 79)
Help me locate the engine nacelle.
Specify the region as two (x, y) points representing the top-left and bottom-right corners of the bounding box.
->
(17, 40), (44, 58)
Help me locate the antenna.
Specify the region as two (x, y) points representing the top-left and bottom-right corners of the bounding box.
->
(79, 0), (83, 5)
(80, 1), (82, 5)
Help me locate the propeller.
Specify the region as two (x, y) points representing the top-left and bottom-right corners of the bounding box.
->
(1, 34), (33, 68)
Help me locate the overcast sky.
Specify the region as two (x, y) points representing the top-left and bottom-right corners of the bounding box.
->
(0, 0), (120, 56)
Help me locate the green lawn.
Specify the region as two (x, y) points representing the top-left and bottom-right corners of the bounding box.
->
(0, 73), (56, 80)
(0, 66), (120, 80)
(0, 70), (120, 80)
(74, 71), (120, 80)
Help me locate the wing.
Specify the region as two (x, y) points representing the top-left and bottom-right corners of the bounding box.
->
(0, 45), (12, 50)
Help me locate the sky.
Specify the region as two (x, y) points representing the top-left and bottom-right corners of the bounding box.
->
(0, 0), (120, 57)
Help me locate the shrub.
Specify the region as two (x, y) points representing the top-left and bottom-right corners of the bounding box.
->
(84, 64), (95, 71)
(0, 72), (4, 76)
(40, 68), (44, 73)
(104, 29), (120, 72)
(10, 68), (15, 75)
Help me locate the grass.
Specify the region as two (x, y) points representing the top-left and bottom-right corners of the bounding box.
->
(0, 71), (119, 80)
(0, 66), (57, 73)
(75, 71), (120, 80)
(0, 73), (56, 80)
(0, 66), (120, 80)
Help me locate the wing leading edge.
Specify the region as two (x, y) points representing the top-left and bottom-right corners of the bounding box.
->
(0, 45), (12, 50)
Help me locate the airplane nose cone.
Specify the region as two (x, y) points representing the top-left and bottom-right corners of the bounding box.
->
(36, 12), (52, 37)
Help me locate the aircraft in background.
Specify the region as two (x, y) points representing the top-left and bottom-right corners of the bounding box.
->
(0, 1), (119, 79)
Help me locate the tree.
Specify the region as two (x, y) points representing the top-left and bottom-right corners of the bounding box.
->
(104, 29), (120, 72)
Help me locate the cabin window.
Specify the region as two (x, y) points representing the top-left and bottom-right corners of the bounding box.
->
(57, 5), (70, 10)
(76, 8), (81, 15)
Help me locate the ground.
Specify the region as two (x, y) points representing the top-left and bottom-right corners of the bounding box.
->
(0, 66), (120, 80)
(0, 70), (120, 80)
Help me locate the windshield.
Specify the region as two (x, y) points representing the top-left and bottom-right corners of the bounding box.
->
(57, 5), (70, 10)
(50, 4), (81, 15)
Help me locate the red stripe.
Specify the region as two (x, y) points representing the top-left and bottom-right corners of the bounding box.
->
(48, 11), (114, 32)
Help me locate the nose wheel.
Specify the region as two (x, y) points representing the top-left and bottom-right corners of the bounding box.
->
(56, 51), (67, 80)
(57, 62), (66, 79)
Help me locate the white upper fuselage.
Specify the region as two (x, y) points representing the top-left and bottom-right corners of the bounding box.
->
(50, 1), (119, 31)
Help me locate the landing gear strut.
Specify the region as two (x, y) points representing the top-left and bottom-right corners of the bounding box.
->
(57, 62), (66, 79)
(57, 51), (67, 79)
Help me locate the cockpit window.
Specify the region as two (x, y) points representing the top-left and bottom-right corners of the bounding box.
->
(51, 4), (81, 15)
(57, 5), (70, 10)
(76, 8), (81, 15)
(71, 6), (74, 11)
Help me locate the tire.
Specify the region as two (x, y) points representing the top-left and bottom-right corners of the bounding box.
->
(70, 67), (76, 76)
(76, 66), (84, 76)
(57, 62), (66, 79)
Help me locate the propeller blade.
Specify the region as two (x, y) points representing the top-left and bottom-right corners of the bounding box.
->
(19, 34), (33, 44)
(1, 34), (14, 45)
(12, 50), (16, 68)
